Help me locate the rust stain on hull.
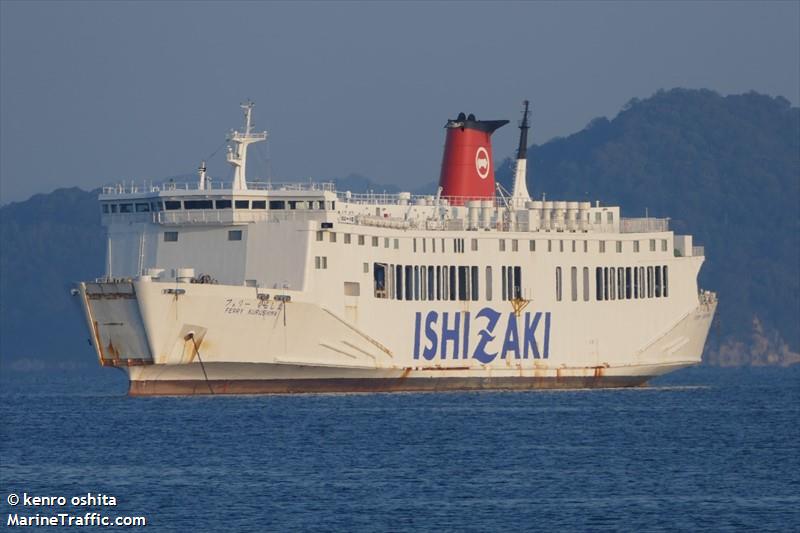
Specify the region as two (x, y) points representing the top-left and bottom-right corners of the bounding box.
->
(129, 376), (652, 396)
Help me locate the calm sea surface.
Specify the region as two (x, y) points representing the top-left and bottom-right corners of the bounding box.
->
(1, 366), (798, 532)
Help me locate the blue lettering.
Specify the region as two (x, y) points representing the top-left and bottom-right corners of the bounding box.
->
(423, 311), (439, 361)
(413, 312), (421, 360)
(523, 312), (542, 359)
(461, 312), (470, 360)
(543, 312), (551, 359)
(501, 313), (521, 359)
(473, 307), (500, 364)
(440, 312), (460, 359)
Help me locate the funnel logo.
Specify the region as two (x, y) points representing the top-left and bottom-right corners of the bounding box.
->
(475, 147), (490, 179)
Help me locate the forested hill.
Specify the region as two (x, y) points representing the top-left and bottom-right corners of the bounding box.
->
(0, 89), (798, 368)
(497, 89), (799, 365)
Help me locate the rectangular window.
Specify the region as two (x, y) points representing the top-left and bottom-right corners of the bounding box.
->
(499, 239), (506, 252)
(394, 239), (399, 250)
(583, 267), (590, 301)
(639, 267), (645, 299)
(432, 239), (436, 253)
(655, 266), (662, 297)
(458, 266), (468, 301)
(609, 267), (616, 300)
(164, 231), (178, 242)
(633, 241), (640, 253)
(616, 241), (622, 253)
(120, 203), (133, 213)
(471, 266), (479, 301)
(486, 266), (493, 301)
(662, 239), (668, 252)
(414, 266), (420, 301)
(663, 265), (669, 297)
(413, 239), (417, 253)
(596, 267), (603, 301)
(358, 235), (365, 245)
(571, 266), (578, 302)
(583, 241), (588, 253)
(471, 239), (478, 252)
(501, 266), (507, 301)
(559, 240), (564, 253)
(442, 267), (448, 301)
(529, 240), (536, 252)
(449, 266), (457, 301)
(572, 240), (576, 253)
(427, 266), (435, 301)
(595, 212), (602, 224)
(330, 232), (337, 243)
(135, 203), (150, 212)
(625, 267), (632, 299)
(269, 200), (285, 210)
(607, 212), (613, 223)
(547, 240), (552, 253)
(396, 265), (403, 300)
(235, 200), (249, 209)
(603, 267), (610, 300)
(618, 268), (625, 300)
(405, 266), (413, 301)
(556, 267), (562, 302)
(387, 265), (394, 299)
(599, 241), (606, 253)
(215, 200), (232, 209)
(436, 266), (442, 300)
(316, 231), (324, 241)
(252, 200), (266, 209)
(344, 233), (351, 244)
(228, 230), (243, 241)
(372, 237), (379, 247)
(513, 266), (522, 300)
(384, 238), (390, 248)
(512, 239), (519, 252)
(650, 239), (656, 252)
(373, 263), (387, 298)
(185, 200), (213, 210)
(102, 204), (109, 214)
(647, 266), (654, 298)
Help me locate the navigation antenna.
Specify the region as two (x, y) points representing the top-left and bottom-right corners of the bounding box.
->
(227, 100), (268, 190)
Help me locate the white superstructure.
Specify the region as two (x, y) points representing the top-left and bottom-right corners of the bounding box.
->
(77, 102), (716, 395)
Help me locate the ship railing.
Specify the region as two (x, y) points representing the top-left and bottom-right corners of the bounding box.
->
(620, 217), (670, 233)
(101, 179), (336, 195)
(692, 246), (705, 257)
(152, 209), (326, 225)
(338, 192), (506, 207)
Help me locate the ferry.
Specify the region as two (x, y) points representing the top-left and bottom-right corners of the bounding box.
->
(76, 101), (717, 395)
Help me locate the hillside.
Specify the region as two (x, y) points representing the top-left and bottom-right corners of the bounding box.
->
(497, 89), (799, 365)
(1, 89), (798, 368)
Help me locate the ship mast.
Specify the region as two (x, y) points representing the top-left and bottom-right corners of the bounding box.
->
(511, 99), (531, 207)
(226, 100), (267, 190)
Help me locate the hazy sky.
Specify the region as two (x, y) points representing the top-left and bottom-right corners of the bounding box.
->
(1, 1), (798, 203)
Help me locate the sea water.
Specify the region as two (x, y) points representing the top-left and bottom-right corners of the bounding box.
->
(1, 366), (798, 531)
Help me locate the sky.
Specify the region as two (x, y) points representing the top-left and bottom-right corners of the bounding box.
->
(1, 1), (798, 203)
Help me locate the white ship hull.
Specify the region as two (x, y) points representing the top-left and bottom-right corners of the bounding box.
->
(78, 277), (716, 395)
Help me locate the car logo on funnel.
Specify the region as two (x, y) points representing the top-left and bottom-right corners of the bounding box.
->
(475, 147), (490, 179)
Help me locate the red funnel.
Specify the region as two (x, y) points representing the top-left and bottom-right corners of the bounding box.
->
(438, 113), (508, 205)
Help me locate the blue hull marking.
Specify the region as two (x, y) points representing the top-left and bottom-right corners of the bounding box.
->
(414, 308), (552, 362)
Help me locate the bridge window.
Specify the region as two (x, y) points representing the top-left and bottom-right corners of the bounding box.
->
(216, 200), (232, 209)
(102, 204), (109, 214)
(252, 200), (266, 209)
(135, 203), (150, 212)
(120, 203), (133, 213)
(269, 200), (285, 210)
(164, 231), (178, 242)
(165, 201), (181, 210)
(185, 200), (213, 210)
(228, 230), (242, 241)
(235, 200), (249, 209)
